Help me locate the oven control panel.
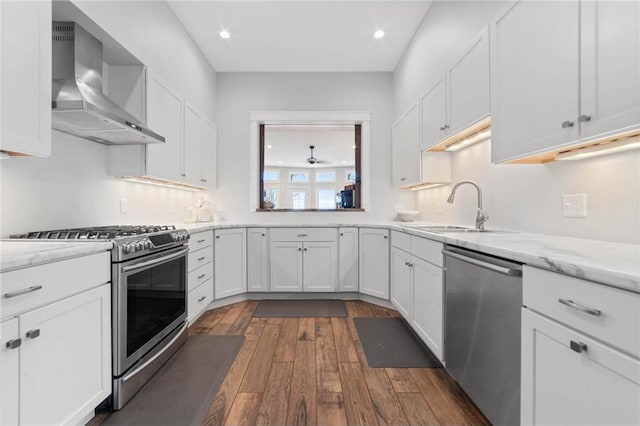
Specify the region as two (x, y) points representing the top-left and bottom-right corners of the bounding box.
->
(115, 230), (189, 261)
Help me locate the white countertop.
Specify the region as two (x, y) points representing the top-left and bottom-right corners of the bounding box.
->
(180, 221), (640, 292)
(0, 240), (113, 273)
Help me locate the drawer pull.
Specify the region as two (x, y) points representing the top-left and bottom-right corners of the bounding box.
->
(198, 296), (206, 302)
(558, 298), (601, 317)
(197, 239), (206, 243)
(26, 329), (40, 339)
(198, 256), (206, 261)
(6, 339), (21, 349)
(197, 273), (206, 279)
(570, 340), (588, 353)
(4, 285), (43, 299)
(297, 233), (308, 237)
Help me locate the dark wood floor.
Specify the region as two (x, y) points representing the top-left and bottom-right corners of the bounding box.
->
(190, 300), (489, 426)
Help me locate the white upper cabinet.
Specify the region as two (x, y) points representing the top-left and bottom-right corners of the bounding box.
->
(203, 119), (218, 189)
(0, 0), (51, 157)
(392, 103), (421, 188)
(491, 0), (639, 163)
(420, 27), (490, 151)
(184, 103), (205, 186)
(146, 75), (184, 182)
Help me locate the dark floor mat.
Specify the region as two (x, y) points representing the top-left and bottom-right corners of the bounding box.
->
(104, 335), (243, 426)
(354, 317), (442, 368)
(252, 299), (347, 317)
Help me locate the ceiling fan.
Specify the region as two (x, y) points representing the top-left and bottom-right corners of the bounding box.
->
(306, 145), (326, 165)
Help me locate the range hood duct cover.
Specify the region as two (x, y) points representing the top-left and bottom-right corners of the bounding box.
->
(51, 22), (165, 145)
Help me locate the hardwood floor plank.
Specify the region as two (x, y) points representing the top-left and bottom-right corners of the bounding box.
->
(397, 393), (441, 426)
(339, 362), (378, 426)
(274, 318), (299, 362)
(227, 301), (258, 335)
(209, 322), (231, 335)
(386, 368), (420, 393)
(239, 324), (281, 392)
(298, 317), (315, 341)
(317, 392), (348, 426)
(223, 393), (262, 426)
(431, 368), (490, 426)
(345, 300), (365, 317)
(244, 318), (267, 341)
(188, 310), (224, 335)
(316, 318), (341, 393)
(256, 362), (293, 426)
(218, 302), (247, 325)
(409, 368), (472, 425)
(203, 339), (259, 426)
(286, 340), (317, 426)
(266, 317), (284, 325)
(331, 318), (359, 362)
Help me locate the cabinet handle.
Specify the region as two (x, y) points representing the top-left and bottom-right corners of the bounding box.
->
(181, 173), (186, 177)
(304, 248), (308, 251)
(340, 233), (344, 236)
(197, 273), (206, 279)
(262, 233), (265, 237)
(578, 114), (591, 123)
(444, 124), (449, 129)
(201, 179), (208, 183)
(198, 296), (206, 302)
(197, 239), (206, 243)
(404, 261), (409, 266)
(298, 248), (302, 251)
(558, 298), (601, 317)
(561, 120), (574, 128)
(570, 340), (587, 353)
(383, 235), (388, 239)
(216, 235), (220, 239)
(439, 125), (446, 131)
(297, 233), (308, 237)
(26, 329), (40, 339)
(4, 285), (43, 299)
(6, 339), (21, 349)
(198, 256), (206, 261)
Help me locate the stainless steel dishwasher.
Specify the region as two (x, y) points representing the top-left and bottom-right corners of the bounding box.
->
(443, 246), (523, 426)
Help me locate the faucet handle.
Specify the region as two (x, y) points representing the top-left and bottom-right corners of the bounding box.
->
(476, 208), (490, 230)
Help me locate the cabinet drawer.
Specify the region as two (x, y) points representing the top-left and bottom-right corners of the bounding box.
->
(189, 230), (213, 252)
(188, 247), (213, 272)
(391, 231), (410, 252)
(411, 236), (443, 267)
(270, 227), (337, 242)
(188, 262), (213, 292)
(524, 266), (640, 357)
(1, 252), (110, 320)
(187, 278), (213, 323)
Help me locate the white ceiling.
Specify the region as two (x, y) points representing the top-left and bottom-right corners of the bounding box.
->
(167, 1), (433, 72)
(264, 125), (356, 168)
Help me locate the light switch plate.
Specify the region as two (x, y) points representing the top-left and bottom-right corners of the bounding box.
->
(562, 194), (587, 218)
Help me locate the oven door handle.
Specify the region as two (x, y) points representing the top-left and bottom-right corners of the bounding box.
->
(121, 248), (189, 273)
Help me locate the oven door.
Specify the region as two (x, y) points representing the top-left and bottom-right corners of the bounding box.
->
(113, 246), (188, 377)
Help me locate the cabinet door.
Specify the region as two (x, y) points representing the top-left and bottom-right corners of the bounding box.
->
(390, 248), (412, 319)
(420, 78), (447, 150)
(491, 0), (580, 163)
(270, 242), (303, 291)
(391, 119), (405, 187)
(448, 28), (490, 135)
(20, 285), (111, 426)
(359, 228), (390, 299)
(247, 228), (269, 292)
(521, 309), (640, 426)
(338, 228), (359, 291)
(214, 228), (247, 299)
(0, 0), (51, 157)
(146, 74), (184, 182)
(579, 0), (640, 139)
(203, 119), (218, 189)
(411, 257), (444, 361)
(1, 318), (20, 426)
(183, 103), (205, 186)
(401, 104), (421, 186)
(303, 241), (338, 292)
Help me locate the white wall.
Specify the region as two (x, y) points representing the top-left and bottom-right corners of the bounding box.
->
(0, 0), (216, 237)
(214, 72), (412, 223)
(396, 1), (640, 244)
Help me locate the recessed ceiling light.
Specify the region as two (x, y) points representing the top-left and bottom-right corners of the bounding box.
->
(374, 30), (385, 39)
(267, 145), (273, 149)
(219, 30), (230, 39)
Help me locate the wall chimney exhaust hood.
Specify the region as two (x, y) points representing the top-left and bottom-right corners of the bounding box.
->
(51, 22), (164, 145)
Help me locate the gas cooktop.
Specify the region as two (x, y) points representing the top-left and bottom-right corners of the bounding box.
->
(11, 225), (178, 240)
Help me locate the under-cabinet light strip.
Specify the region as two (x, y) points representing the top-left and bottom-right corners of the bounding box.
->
(555, 135), (640, 161)
(119, 176), (207, 192)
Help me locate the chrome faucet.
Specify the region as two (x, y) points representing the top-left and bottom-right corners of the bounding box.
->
(446, 180), (489, 231)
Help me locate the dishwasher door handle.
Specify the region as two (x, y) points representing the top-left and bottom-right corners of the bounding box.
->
(443, 249), (522, 276)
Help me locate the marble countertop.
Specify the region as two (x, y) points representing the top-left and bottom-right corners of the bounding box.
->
(0, 240), (113, 273)
(179, 221), (640, 292)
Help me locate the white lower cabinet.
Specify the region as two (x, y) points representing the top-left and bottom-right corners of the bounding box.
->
(390, 247), (412, 318)
(359, 228), (390, 299)
(188, 278), (214, 323)
(270, 242), (304, 291)
(521, 309), (640, 426)
(1, 318), (20, 425)
(301, 241), (338, 292)
(338, 227), (359, 291)
(214, 228), (247, 299)
(247, 228), (269, 292)
(410, 256), (443, 361)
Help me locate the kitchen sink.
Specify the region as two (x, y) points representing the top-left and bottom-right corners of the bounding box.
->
(411, 225), (514, 234)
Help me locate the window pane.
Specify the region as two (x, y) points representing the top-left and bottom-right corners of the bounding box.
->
(316, 172), (336, 182)
(263, 171), (279, 182)
(290, 173), (308, 183)
(317, 189), (336, 209)
(291, 191), (306, 209)
(346, 171), (356, 183)
(264, 188), (278, 208)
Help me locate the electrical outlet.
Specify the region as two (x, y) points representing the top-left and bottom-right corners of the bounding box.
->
(562, 194), (587, 218)
(120, 198), (128, 214)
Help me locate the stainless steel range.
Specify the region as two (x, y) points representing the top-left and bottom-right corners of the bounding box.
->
(11, 225), (191, 409)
